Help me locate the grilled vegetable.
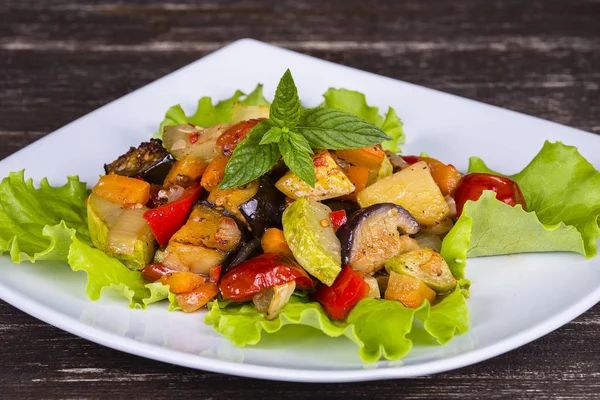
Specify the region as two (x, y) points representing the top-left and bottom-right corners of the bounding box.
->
(282, 197), (342, 286)
(201, 153), (230, 192)
(385, 248), (456, 293)
(216, 118), (264, 156)
(158, 271), (206, 293)
(163, 155), (207, 187)
(87, 194), (156, 270)
(104, 139), (174, 184)
(339, 203), (420, 274)
(261, 228), (293, 257)
(176, 282), (219, 313)
(340, 165), (369, 201)
(253, 281), (296, 320)
(402, 155), (463, 196)
(384, 271), (436, 308)
(225, 237), (262, 270)
(219, 253), (313, 302)
(208, 180), (259, 223)
(312, 265), (370, 320)
(143, 184), (202, 246)
(363, 276), (381, 299)
(162, 203), (243, 275)
(239, 175), (286, 236)
(163, 123), (229, 162)
(92, 174), (150, 205)
(335, 146), (386, 170)
(275, 150), (355, 201)
(357, 161), (450, 225)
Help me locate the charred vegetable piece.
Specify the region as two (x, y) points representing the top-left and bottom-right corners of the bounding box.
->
(385, 151), (410, 172)
(261, 228), (294, 257)
(239, 175), (286, 236)
(176, 282), (219, 313)
(163, 123), (229, 162)
(208, 180), (259, 223)
(92, 174), (150, 205)
(224, 237), (262, 270)
(312, 265), (370, 320)
(357, 161), (450, 225)
(162, 203), (242, 275)
(384, 271), (436, 308)
(216, 118), (264, 156)
(282, 197), (342, 286)
(141, 263), (174, 282)
(104, 139), (175, 185)
(339, 203), (420, 274)
(143, 184), (202, 246)
(275, 150), (355, 201)
(402, 156), (463, 196)
(385, 248), (456, 293)
(163, 155), (207, 188)
(219, 253), (313, 302)
(253, 281), (296, 320)
(87, 194), (156, 270)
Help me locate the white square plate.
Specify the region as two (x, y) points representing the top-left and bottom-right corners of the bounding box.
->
(1, 39), (600, 382)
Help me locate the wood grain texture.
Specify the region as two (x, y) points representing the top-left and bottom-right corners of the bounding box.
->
(1, 0), (600, 398)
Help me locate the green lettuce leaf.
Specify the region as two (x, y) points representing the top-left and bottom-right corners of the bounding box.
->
(155, 84), (271, 139)
(0, 171), (173, 308)
(205, 288), (468, 363)
(321, 88), (405, 152)
(442, 141), (600, 278)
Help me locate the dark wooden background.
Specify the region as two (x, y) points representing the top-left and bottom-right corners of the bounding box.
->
(1, 0), (600, 398)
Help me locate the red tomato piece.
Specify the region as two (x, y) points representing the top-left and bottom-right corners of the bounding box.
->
(312, 266), (370, 320)
(143, 184), (202, 246)
(209, 265), (222, 284)
(216, 119), (264, 156)
(401, 155), (420, 165)
(329, 210), (347, 232)
(219, 253), (313, 302)
(454, 173), (527, 217)
(141, 263), (174, 282)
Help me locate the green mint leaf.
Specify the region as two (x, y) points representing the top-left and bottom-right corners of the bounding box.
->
(220, 121), (281, 189)
(280, 134), (316, 187)
(296, 107), (391, 150)
(260, 126), (283, 145)
(287, 130), (313, 155)
(270, 69), (301, 129)
(241, 84), (270, 106)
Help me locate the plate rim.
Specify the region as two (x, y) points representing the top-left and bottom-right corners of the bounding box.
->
(1, 38), (600, 382)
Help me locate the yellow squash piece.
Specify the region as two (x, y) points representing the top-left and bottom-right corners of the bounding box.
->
(357, 161), (449, 225)
(275, 150), (355, 201)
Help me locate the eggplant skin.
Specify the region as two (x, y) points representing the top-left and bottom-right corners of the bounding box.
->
(104, 139), (175, 184)
(239, 175), (286, 237)
(339, 203), (420, 273)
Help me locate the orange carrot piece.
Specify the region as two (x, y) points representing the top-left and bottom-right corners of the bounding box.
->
(201, 153), (230, 192)
(92, 174), (150, 205)
(261, 228), (294, 258)
(159, 271), (206, 294)
(176, 282), (219, 313)
(336, 146), (385, 169)
(163, 155), (207, 187)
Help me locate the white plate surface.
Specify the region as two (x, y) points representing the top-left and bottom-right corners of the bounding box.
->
(1, 39), (600, 382)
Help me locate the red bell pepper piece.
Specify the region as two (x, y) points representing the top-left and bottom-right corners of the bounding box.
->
(312, 266), (370, 320)
(329, 210), (347, 232)
(143, 184), (202, 246)
(209, 265), (222, 284)
(219, 253), (313, 302)
(141, 263), (174, 282)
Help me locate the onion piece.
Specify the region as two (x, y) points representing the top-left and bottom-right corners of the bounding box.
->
(414, 233), (442, 253)
(445, 195), (457, 218)
(363, 276), (381, 299)
(88, 193), (123, 227)
(106, 207), (151, 255)
(252, 281), (296, 320)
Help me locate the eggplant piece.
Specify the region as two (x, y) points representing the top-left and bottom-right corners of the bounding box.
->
(239, 175), (286, 237)
(339, 203), (420, 274)
(162, 203), (243, 275)
(104, 139), (175, 185)
(385, 248), (456, 293)
(223, 237), (263, 271)
(322, 199), (360, 216)
(208, 180), (259, 224)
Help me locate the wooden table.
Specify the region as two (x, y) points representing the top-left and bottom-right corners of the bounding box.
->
(2, 0), (599, 398)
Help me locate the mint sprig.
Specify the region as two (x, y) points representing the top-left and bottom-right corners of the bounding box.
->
(219, 70), (391, 189)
